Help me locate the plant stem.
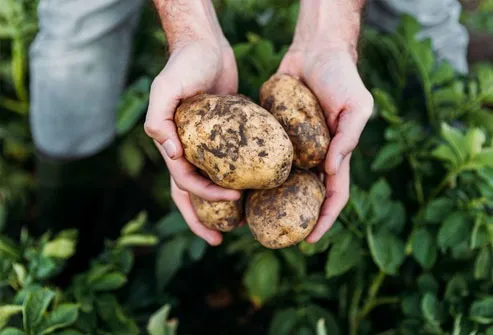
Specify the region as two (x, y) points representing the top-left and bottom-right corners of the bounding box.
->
(0, 97), (28, 115)
(408, 156), (424, 205)
(339, 214), (364, 239)
(12, 37), (28, 102)
(350, 271), (386, 335)
(349, 276), (364, 335)
(427, 170), (457, 203)
(359, 296), (400, 318)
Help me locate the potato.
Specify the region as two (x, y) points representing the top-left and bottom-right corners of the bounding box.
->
(260, 74), (330, 169)
(190, 194), (243, 232)
(175, 94), (293, 189)
(245, 169), (326, 249)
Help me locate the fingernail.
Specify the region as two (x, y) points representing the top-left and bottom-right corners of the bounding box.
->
(163, 140), (176, 158)
(334, 154), (343, 173)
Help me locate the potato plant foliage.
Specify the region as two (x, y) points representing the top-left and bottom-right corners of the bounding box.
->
(1, 0), (493, 334)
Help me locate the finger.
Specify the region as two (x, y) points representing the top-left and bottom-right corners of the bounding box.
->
(144, 64), (186, 160)
(171, 178), (222, 246)
(324, 93), (373, 175)
(155, 140), (241, 201)
(214, 48), (239, 95)
(305, 154), (351, 243)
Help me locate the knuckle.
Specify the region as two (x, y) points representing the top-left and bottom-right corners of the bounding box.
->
(143, 121), (162, 139)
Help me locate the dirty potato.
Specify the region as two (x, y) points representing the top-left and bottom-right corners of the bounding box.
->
(260, 73), (330, 169)
(175, 94), (293, 189)
(190, 194), (243, 232)
(246, 169), (326, 249)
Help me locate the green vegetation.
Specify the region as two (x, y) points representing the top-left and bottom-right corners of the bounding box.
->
(1, 1), (492, 334)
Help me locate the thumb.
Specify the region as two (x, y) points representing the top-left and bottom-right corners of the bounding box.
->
(144, 68), (184, 160)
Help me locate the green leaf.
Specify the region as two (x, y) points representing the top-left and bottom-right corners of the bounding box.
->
(349, 186), (371, 220)
(384, 202), (406, 234)
(120, 140), (145, 177)
(298, 275), (335, 299)
(476, 63), (493, 104)
(412, 228), (437, 269)
(371, 142), (404, 171)
(369, 178), (392, 203)
(156, 211), (188, 237)
(471, 218), (489, 249)
(445, 274), (468, 303)
(424, 198), (455, 223)
(23, 288), (56, 334)
(413, 38), (435, 74)
(115, 77), (151, 136)
(440, 123), (467, 163)
(432, 61), (455, 85)
(474, 247), (492, 280)
(402, 294), (422, 318)
(421, 293), (444, 324)
(121, 211), (147, 235)
(13, 263), (26, 287)
(437, 213), (470, 252)
(465, 128), (486, 158)
(367, 227), (405, 275)
(474, 148), (493, 168)
(116, 234), (158, 247)
(280, 247), (306, 278)
(268, 308), (298, 335)
(0, 328), (24, 335)
(188, 237), (207, 262)
(299, 221), (343, 256)
(38, 304), (78, 334)
(156, 236), (188, 291)
(42, 238), (76, 259)
(432, 144), (459, 167)
(304, 305), (340, 335)
(91, 272), (127, 291)
(0, 305), (22, 329)
(0, 236), (20, 259)
(469, 297), (493, 324)
(243, 251), (280, 307)
(325, 231), (361, 278)
(147, 304), (176, 335)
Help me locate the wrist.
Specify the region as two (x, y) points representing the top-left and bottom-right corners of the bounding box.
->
(291, 0), (366, 61)
(153, 0), (225, 51)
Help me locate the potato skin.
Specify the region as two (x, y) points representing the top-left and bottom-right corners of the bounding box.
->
(175, 94), (293, 189)
(260, 74), (330, 169)
(246, 169), (326, 249)
(190, 194), (243, 232)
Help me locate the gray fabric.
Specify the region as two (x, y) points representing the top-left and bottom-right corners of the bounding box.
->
(29, 0), (143, 159)
(365, 0), (469, 74)
(29, 0), (469, 158)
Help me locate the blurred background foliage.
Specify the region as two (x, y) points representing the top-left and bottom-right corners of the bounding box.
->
(0, 0), (493, 334)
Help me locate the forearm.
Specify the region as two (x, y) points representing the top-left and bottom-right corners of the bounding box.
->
(292, 0), (366, 60)
(152, 0), (225, 50)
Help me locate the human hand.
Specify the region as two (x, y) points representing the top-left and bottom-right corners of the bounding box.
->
(145, 1), (240, 246)
(278, 0), (373, 243)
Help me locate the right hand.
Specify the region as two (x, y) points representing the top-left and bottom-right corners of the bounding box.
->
(144, 38), (241, 246)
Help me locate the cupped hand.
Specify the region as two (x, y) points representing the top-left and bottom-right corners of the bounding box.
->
(278, 46), (374, 243)
(144, 39), (240, 246)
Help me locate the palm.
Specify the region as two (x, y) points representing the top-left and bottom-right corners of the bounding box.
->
(278, 49), (373, 243)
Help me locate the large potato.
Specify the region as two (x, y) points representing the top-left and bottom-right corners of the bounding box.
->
(260, 74), (330, 169)
(246, 169), (325, 249)
(190, 194), (243, 232)
(175, 94), (293, 189)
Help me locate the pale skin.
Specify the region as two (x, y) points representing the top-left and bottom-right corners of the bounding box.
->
(145, 0), (374, 246)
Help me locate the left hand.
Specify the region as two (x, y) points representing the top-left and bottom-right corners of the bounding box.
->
(277, 45), (374, 243)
